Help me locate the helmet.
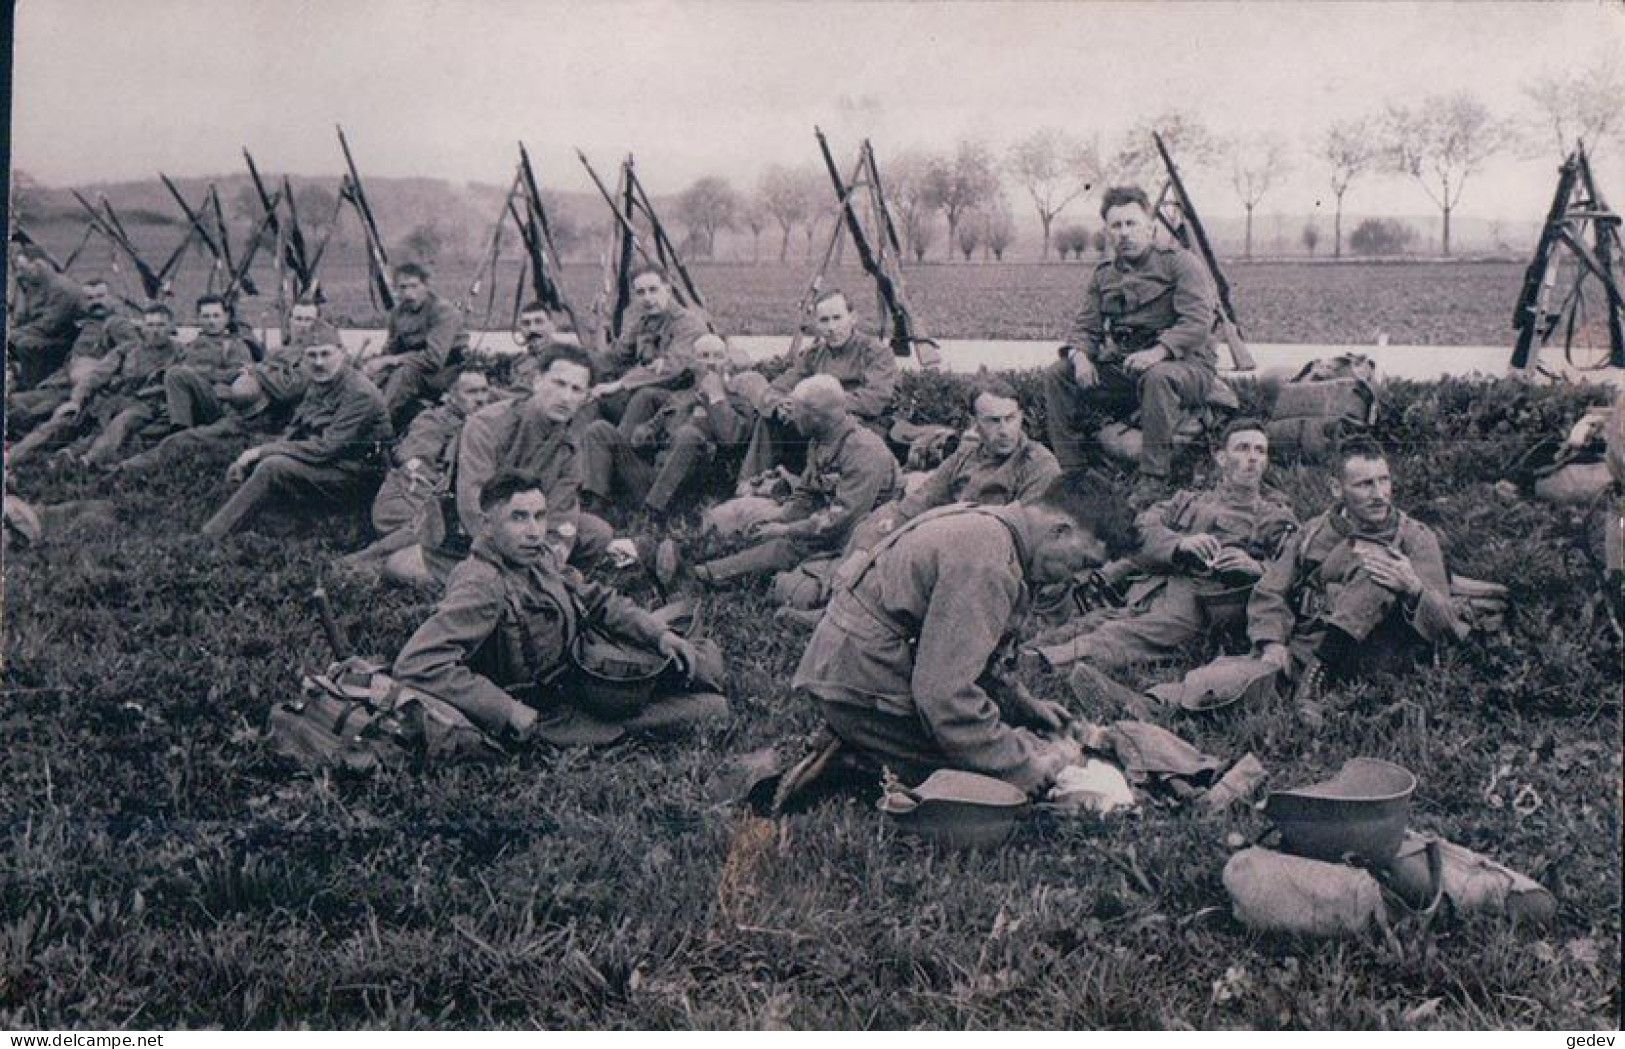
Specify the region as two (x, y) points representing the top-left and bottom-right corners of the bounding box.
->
(1265, 757), (1416, 865)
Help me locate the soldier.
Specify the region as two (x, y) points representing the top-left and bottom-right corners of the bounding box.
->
(856, 378), (1061, 549)
(224, 299), (342, 414)
(159, 294), (258, 433)
(7, 245), (85, 390)
(200, 339), (392, 538)
(737, 289), (898, 479)
(384, 345), (611, 587)
(589, 263), (709, 427)
(791, 482), (1131, 795)
(340, 369), (493, 570)
(579, 333), (762, 514)
(7, 278), (139, 461)
(657, 375), (899, 589)
(363, 262), (470, 428)
(1246, 438), (1465, 724)
(392, 470), (727, 746)
(77, 303), (185, 468)
(1042, 185), (1225, 498)
(1026, 419), (1298, 672)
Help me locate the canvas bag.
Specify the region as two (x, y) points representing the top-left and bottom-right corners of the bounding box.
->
(1266, 356), (1379, 464)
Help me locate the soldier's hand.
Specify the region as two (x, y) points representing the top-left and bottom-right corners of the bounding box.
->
(1177, 533), (1223, 565)
(1210, 548), (1264, 579)
(1360, 547), (1422, 597)
(1124, 347), (1169, 373)
(590, 381), (622, 399)
(656, 631), (697, 678)
(226, 448), (257, 484)
(1259, 643), (1291, 673)
(1070, 351), (1099, 389)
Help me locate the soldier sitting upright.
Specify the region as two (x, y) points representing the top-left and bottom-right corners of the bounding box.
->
(363, 262), (470, 429)
(588, 263), (709, 428)
(1042, 185), (1226, 500)
(7, 244), (85, 390)
(1246, 438), (1465, 724)
(1026, 418), (1298, 672)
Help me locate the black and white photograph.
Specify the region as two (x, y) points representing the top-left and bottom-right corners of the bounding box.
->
(3, 0), (1622, 1032)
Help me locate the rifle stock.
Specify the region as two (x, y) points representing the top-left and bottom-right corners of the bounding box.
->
(336, 126), (396, 312)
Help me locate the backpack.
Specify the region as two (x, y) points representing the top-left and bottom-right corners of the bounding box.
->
(267, 656), (505, 773)
(1265, 355), (1379, 464)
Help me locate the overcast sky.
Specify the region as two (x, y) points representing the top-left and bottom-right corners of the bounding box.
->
(10, 0), (1625, 220)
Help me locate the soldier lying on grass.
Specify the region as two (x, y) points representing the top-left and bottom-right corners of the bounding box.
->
(392, 470), (728, 746)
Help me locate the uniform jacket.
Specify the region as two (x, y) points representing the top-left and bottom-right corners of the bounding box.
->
(769, 332), (898, 421)
(385, 293), (468, 371)
(391, 400), (471, 483)
(894, 432), (1061, 522)
(89, 335), (182, 407)
(450, 397), (582, 550)
(45, 311), (141, 398)
(1131, 484), (1299, 597)
(10, 270), (84, 351)
(604, 302), (708, 385)
(177, 330), (256, 383)
(1070, 244), (1218, 367)
(792, 504), (1058, 793)
(781, 416), (901, 545)
(255, 365), (392, 468)
(1247, 507), (1463, 649)
(644, 380), (756, 450)
(393, 536), (667, 733)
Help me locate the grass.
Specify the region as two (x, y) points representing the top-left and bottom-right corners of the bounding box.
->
(1, 370), (1620, 1029)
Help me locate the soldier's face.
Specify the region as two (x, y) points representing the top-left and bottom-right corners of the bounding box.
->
(485, 489), (550, 565)
(290, 305), (319, 334)
(1333, 455), (1394, 529)
(1029, 509), (1107, 584)
(1104, 203), (1155, 261)
(448, 373), (492, 415)
(140, 312), (171, 343)
(82, 283), (111, 314)
(396, 275), (428, 306)
(303, 343), (345, 384)
(972, 392), (1023, 457)
(1215, 429), (1269, 488)
(632, 274), (671, 313)
(198, 304), (228, 334)
(518, 310), (554, 342)
(694, 336), (729, 372)
(531, 360), (592, 424)
(815, 296), (855, 345)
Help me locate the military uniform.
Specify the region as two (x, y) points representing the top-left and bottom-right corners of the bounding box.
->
(162, 330), (258, 430)
(700, 415), (901, 584)
(393, 535), (726, 743)
(79, 334), (184, 466)
(370, 398), (473, 541)
(591, 302), (709, 428)
(9, 308), (140, 431)
(1247, 507), (1465, 680)
(580, 373), (757, 513)
(251, 318), (344, 407)
(378, 292), (469, 425)
(421, 396), (610, 582)
(7, 268), (85, 389)
(1042, 244), (1220, 476)
(201, 365), (392, 537)
(1035, 485), (1299, 670)
(793, 504), (1072, 795)
(738, 331), (899, 479)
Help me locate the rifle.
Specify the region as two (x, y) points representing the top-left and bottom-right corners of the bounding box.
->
(1152, 132), (1255, 371)
(515, 142), (585, 336)
(336, 125), (396, 312)
(624, 165), (706, 312)
(243, 149), (312, 290)
(787, 148), (866, 362)
(222, 189), (283, 304)
(579, 150), (645, 340)
(207, 185), (250, 295)
(159, 175), (227, 290)
(815, 128), (938, 365)
(72, 191), (164, 300)
(310, 587), (352, 661)
(9, 223), (64, 272)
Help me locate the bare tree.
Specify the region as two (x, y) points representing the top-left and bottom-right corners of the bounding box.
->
(1302, 222), (1321, 257)
(1007, 128), (1092, 260)
(1103, 110), (1219, 187)
(1386, 92), (1507, 256)
(938, 139), (999, 261)
(1323, 116), (1379, 259)
(886, 151), (944, 263)
(675, 175), (741, 258)
(1522, 51), (1625, 160)
(1227, 132), (1290, 260)
(758, 164), (816, 263)
(956, 211), (982, 261)
(740, 198), (768, 262)
(984, 198), (1016, 261)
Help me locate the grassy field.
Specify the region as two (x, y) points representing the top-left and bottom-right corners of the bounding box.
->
(1, 370), (1620, 1029)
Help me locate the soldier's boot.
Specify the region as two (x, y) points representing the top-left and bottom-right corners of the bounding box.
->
(1292, 660), (1329, 730)
(773, 606), (823, 631)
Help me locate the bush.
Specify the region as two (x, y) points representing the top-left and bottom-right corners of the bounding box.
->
(1349, 218), (1419, 257)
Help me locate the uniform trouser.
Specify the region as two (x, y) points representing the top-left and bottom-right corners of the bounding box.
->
(165, 367), (227, 429)
(1283, 575), (1419, 682)
(10, 336), (73, 391)
(201, 454), (375, 538)
(84, 405), (157, 466)
(8, 385), (71, 434)
(120, 417), (249, 470)
(580, 420), (656, 505)
(8, 409), (82, 463)
(1038, 576), (1222, 670)
(817, 698), (952, 784)
(382, 356), (456, 430)
(370, 470), (428, 537)
(1041, 358), (1215, 476)
(700, 533), (831, 584)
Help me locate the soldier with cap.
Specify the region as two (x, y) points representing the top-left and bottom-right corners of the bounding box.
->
(364, 262), (470, 428)
(1026, 418), (1298, 672)
(224, 299), (343, 414)
(1042, 185), (1225, 499)
(392, 470), (728, 746)
(790, 481), (1132, 796)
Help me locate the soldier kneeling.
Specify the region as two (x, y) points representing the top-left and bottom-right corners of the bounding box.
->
(393, 470), (728, 746)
